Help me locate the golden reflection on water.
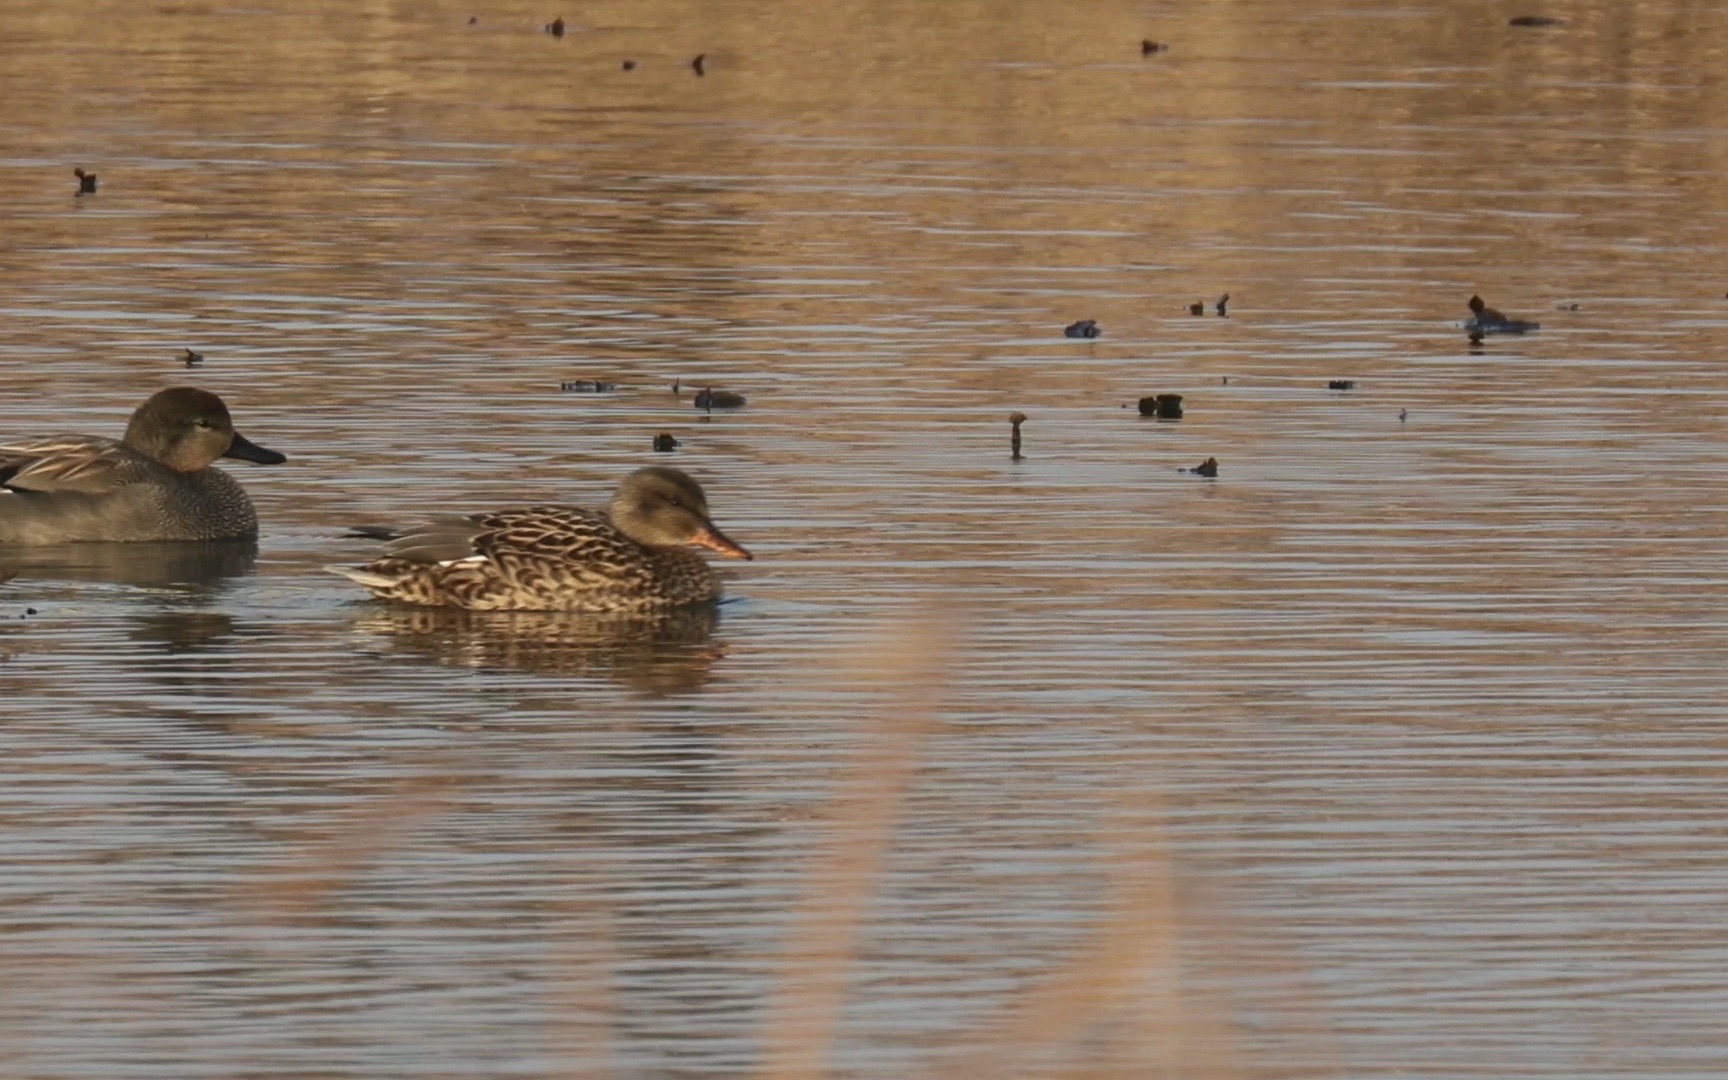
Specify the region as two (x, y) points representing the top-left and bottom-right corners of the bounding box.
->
(351, 603), (724, 691)
(4, 0), (1728, 1076)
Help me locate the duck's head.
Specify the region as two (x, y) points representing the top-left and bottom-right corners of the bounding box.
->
(123, 387), (287, 472)
(611, 466), (751, 560)
(1468, 295), (1487, 315)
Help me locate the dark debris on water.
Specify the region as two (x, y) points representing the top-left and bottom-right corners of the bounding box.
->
(1137, 394), (1183, 420)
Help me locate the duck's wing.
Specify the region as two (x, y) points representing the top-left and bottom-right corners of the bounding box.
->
(360, 513), (493, 564)
(366, 506), (623, 565)
(0, 436), (144, 494)
(469, 506), (633, 563)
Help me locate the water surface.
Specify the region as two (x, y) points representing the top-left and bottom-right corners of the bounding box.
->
(4, 0), (1728, 1076)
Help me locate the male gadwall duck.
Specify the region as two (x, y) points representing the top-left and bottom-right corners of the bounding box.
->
(329, 465), (752, 612)
(0, 387), (285, 544)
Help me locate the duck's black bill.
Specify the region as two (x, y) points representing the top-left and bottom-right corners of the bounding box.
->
(224, 430), (287, 465)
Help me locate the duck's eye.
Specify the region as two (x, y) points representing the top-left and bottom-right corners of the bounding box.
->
(193, 419), (213, 430)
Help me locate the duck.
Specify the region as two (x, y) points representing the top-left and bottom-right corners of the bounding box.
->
(0, 387), (285, 544)
(694, 388), (746, 410)
(1465, 294), (1540, 335)
(329, 465), (752, 612)
(74, 167), (97, 195)
(1063, 318), (1101, 339)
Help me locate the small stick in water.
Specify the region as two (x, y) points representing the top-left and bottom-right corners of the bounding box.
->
(1009, 412), (1027, 460)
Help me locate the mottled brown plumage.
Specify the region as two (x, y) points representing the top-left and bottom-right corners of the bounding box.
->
(330, 466), (752, 612)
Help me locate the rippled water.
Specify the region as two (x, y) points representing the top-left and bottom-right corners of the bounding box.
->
(5, 0), (1728, 1076)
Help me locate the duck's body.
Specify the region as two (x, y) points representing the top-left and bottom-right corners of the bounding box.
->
(331, 466), (751, 612)
(694, 388), (746, 410)
(1465, 294), (1540, 335)
(0, 388), (285, 544)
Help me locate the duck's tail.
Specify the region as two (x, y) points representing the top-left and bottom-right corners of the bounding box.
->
(344, 525), (402, 541)
(325, 564), (406, 590)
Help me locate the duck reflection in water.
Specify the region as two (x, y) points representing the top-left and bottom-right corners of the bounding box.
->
(127, 609), (241, 655)
(0, 540), (258, 589)
(350, 603), (725, 694)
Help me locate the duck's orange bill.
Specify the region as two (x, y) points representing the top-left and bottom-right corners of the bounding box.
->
(691, 525), (753, 561)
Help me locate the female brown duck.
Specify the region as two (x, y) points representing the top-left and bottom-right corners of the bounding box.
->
(330, 466), (752, 612)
